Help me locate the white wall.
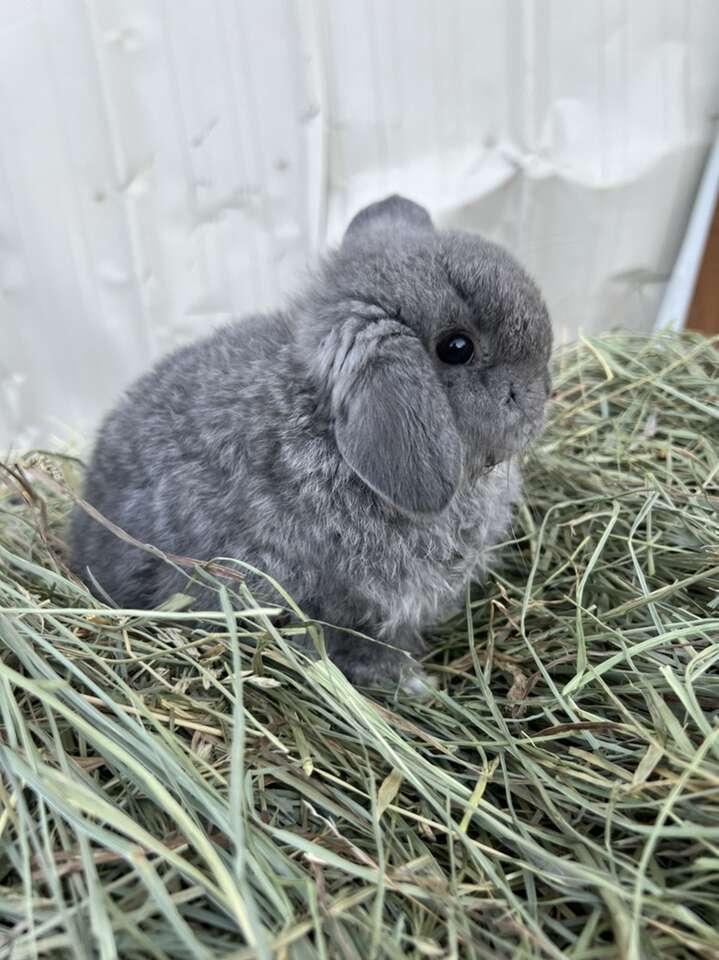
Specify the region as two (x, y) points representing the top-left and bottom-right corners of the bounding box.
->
(2, 0), (718, 450)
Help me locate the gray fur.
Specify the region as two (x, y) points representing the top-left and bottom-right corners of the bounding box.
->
(69, 195), (552, 687)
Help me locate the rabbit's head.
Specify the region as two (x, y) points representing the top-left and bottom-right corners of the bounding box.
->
(298, 195), (552, 516)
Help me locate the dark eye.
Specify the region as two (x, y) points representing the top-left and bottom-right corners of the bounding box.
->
(436, 332), (474, 365)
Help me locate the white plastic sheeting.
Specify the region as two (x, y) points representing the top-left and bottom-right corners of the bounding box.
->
(2, 0), (718, 450)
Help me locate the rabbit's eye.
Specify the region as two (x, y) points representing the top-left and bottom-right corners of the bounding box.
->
(436, 332), (474, 365)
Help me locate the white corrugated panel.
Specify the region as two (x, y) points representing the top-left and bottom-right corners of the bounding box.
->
(2, 0), (718, 449)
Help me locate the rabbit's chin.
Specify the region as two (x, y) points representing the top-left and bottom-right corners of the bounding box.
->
(464, 434), (536, 481)
(466, 449), (517, 477)
(470, 414), (546, 474)
(460, 457), (508, 488)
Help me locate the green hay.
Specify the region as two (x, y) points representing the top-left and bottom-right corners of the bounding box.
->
(1, 332), (718, 959)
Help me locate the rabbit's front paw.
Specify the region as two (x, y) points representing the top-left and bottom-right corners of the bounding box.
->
(335, 645), (435, 696)
(399, 666), (438, 698)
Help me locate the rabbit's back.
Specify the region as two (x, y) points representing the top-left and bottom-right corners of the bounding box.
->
(70, 313), (303, 605)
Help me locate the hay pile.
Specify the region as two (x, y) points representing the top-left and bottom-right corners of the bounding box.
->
(1, 332), (718, 959)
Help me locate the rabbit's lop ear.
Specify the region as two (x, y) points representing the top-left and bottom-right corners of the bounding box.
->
(343, 194), (433, 245)
(333, 325), (462, 514)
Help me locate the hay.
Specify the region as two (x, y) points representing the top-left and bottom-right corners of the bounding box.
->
(1, 331), (718, 959)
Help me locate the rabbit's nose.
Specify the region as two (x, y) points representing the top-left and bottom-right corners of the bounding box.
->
(505, 384), (517, 406)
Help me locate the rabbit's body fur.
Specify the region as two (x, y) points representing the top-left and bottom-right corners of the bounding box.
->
(71, 196), (550, 687)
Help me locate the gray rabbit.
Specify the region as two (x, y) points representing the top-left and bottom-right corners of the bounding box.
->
(70, 195), (552, 689)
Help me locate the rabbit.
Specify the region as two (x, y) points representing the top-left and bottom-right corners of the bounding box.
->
(70, 195), (552, 690)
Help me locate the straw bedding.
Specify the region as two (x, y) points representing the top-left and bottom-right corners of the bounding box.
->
(1, 332), (718, 959)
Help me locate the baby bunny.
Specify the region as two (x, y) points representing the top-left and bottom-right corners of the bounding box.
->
(70, 195), (552, 689)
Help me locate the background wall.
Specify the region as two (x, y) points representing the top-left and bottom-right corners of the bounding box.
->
(2, 0), (719, 450)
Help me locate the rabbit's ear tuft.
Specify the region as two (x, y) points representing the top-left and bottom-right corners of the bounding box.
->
(332, 322), (462, 515)
(343, 195), (433, 245)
